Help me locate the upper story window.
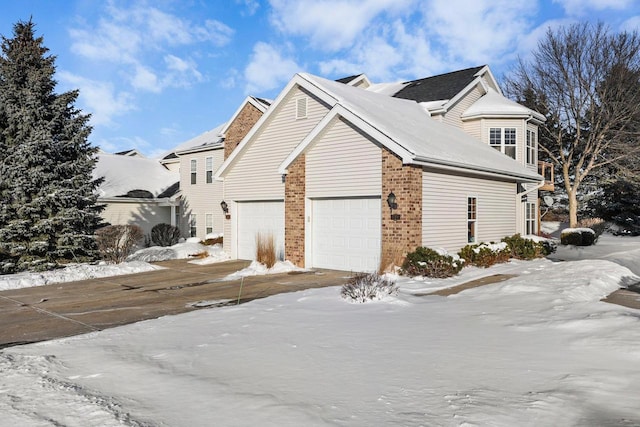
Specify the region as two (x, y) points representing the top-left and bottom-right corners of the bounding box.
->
(205, 156), (213, 184)
(489, 127), (516, 159)
(526, 130), (537, 166)
(190, 159), (197, 185)
(295, 97), (308, 119)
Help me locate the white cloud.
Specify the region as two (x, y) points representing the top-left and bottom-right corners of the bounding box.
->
(553, 0), (634, 15)
(244, 42), (301, 94)
(68, 1), (232, 94)
(620, 15), (640, 31)
(268, 0), (416, 51)
(57, 71), (135, 127)
(236, 0), (260, 15)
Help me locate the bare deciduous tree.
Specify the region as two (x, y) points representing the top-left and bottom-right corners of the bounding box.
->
(505, 22), (640, 227)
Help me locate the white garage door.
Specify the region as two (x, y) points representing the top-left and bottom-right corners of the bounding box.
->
(237, 201), (285, 261)
(312, 197), (381, 272)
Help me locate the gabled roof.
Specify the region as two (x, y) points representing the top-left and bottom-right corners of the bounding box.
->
(219, 96), (271, 138)
(95, 152), (179, 198)
(115, 149), (144, 157)
(335, 74), (362, 84)
(335, 73), (371, 88)
(392, 66), (485, 103)
(462, 88), (546, 123)
(161, 122), (226, 159)
(278, 74), (542, 182)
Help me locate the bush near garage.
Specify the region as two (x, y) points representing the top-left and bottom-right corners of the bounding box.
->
(401, 247), (464, 278)
(96, 225), (144, 264)
(151, 223), (181, 247)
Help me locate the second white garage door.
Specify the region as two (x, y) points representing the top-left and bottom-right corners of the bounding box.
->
(312, 197), (381, 272)
(237, 201), (284, 261)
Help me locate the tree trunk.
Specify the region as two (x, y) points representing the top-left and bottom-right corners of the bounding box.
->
(568, 188), (579, 228)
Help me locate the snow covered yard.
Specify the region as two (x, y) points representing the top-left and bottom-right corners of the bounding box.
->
(1, 235), (640, 426)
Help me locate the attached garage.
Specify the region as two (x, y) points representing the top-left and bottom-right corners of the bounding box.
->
(237, 201), (285, 261)
(311, 197), (381, 272)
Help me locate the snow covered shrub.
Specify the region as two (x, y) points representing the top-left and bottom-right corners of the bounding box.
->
(458, 242), (510, 268)
(96, 225), (144, 263)
(560, 228), (596, 246)
(501, 234), (555, 259)
(151, 223), (181, 247)
(256, 232), (276, 268)
(577, 218), (606, 240)
(402, 247), (463, 278)
(341, 272), (398, 303)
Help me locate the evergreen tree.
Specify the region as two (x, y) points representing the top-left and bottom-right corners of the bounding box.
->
(0, 20), (104, 273)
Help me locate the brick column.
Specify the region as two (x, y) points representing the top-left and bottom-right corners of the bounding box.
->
(381, 149), (422, 270)
(285, 155), (305, 267)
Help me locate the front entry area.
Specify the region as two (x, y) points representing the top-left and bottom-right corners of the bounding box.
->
(311, 197), (381, 272)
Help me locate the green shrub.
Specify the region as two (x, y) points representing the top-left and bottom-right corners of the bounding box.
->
(560, 228), (596, 246)
(458, 242), (510, 268)
(501, 234), (555, 259)
(402, 247), (463, 278)
(151, 223), (181, 247)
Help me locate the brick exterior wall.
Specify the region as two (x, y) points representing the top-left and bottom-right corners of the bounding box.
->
(285, 155), (306, 267)
(224, 102), (263, 160)
(381, 149), (423, 269)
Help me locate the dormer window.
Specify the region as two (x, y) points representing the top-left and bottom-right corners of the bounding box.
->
(295, 97), (307, 119)
(489, 127), (516, 159)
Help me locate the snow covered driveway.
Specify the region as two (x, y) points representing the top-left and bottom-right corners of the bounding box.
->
(1, 252), (640, 426)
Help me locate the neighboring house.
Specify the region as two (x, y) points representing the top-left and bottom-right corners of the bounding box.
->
(215, 66), (549, 272)
(167, 96), (270, 238)
(94, 151), (180, 236)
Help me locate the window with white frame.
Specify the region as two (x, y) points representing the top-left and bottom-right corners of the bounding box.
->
(525, 202), (536, 235)
(190, 214), (197, 237)
(190, 159), (197, 185)
(174, 205), (181, 230)
(489, 127), (517, 159)
(205, 213), (213, 235)
(295, 97), (307, 119)
(468, 197), (477, 243)
(526, 130), (537, 166)
(205, 156), (213, 184)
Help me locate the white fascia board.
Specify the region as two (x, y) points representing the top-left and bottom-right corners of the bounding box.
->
(347, 74), (372, 88)
(413, 156), (543, 182)
(99, 197), (179, 206)
(461, 111), (546, 124)
(219, 96), (269, 137)
(278, 104), (414, 174)
(175, 143), (224, 156)
(441, 66), (501, 114)
(215, 73), (338, 180)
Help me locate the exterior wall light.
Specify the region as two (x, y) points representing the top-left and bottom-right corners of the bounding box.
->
(387, 191), (400, 221)
(220, 200), (229, 214)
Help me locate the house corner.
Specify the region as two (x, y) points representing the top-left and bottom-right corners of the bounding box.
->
(285, 155), (306, 267)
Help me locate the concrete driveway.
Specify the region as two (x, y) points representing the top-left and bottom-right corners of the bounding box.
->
(0, 259), (353, 348)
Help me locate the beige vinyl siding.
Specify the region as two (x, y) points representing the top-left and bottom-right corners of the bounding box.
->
(101, 201), (172, 236)
(179, 148), (224, 238)
(306, 117), (382, 198)
(443, 85), (484, 129)
(462, 118), (482, 140)
(224, 86), (331, 200)
(422, 169), (517, 253)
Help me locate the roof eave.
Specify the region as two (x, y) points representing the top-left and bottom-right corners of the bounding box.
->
(175, 142), (224, 156)
(411, 155), (543, 182)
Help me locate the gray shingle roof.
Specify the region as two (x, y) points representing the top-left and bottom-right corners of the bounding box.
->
(392, 66), (485, 103)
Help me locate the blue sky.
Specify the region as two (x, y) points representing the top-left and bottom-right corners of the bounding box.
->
(1, 0), (639, 158)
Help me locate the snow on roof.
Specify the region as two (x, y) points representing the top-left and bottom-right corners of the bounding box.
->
(462, 88), (546, 122)
(366, 81), (409, 96)
(300, 73), (542, 181)
(95, 152), (179, 198)
(160, 122), (226, 159)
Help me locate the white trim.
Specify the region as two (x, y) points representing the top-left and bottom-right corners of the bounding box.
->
(346, 74), (372, 88)
(99, 197), (178, 206)
(175, 143), (223, 156)
(215, 74), (338, 180)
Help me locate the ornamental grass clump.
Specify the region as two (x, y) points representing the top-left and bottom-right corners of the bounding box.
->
(401, 247), (463, 278)
(255, 232), (276, 268)
(341, 272), (398, 303)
